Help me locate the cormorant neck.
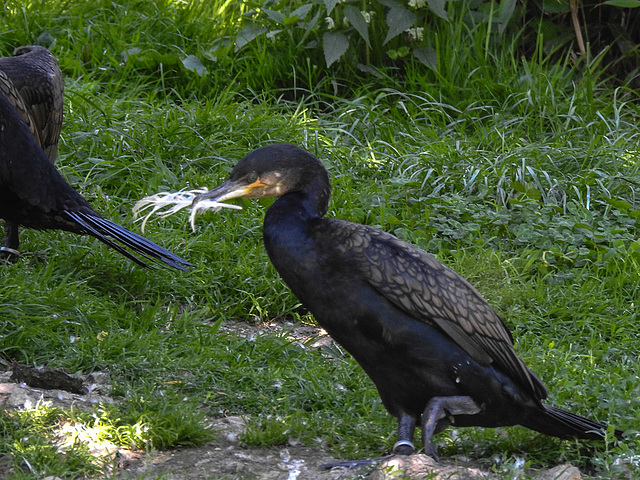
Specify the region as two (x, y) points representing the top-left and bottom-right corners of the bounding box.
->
(272, 165), (331, 220)
(303, 172), (331, 218)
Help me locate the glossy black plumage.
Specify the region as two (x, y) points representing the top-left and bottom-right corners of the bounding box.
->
(195, 143), (622, 457)
(0, 46), (64, 258)
(0, 58), (190, 270)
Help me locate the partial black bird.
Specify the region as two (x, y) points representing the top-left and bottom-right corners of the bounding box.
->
(0, 50), (191, 270)
(0, 45), (64, 259)
(194, 143), (622, 459)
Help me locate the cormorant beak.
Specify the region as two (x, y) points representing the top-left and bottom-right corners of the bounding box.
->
(192, 179), (265, 206)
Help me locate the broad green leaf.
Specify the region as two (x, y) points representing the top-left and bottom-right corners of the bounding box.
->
(323, 31), (349, 67)
(413, 47), (437, 70)
(426, 0), (448, 20)
(181, 55), (208, 76)
(613, 238), (626, 250)
(542, 0), (570, 13)
(525, 186), (541, 200)
(235, 24), (268, 51)
(377, 0), (403, 8)
(291, 4), (313, 20)
(604, 0), (640, 6)
(384, 6), (416, 45)
(324, 0), (339, 14)
(394, 227), (411, 240)
(344, 6), (370, 47)
(573, 223), (594, 231)
(606, 197), (632, 211)
(512, 180), (526, 192)
(263, 8), (285, 24)
(388, 46), (410, 59)
(498, 0), (517, 33)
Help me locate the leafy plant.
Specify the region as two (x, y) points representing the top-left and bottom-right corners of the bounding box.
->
(232, 0), (521, 69)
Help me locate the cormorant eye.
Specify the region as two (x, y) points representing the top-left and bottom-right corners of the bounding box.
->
(246, 171), (259, 183)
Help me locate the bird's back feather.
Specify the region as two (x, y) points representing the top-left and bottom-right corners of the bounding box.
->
(319, 218), (548, 400)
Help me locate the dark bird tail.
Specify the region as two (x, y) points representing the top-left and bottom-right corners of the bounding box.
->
(525, 405), (624, 441)
(65, 211), (192, 271)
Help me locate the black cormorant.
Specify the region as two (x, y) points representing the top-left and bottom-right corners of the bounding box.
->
(194, 143), (622, 457)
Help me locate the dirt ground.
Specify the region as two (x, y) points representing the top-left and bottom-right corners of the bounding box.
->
(0, 320), (598, 480)
(113, 415), (498, 480)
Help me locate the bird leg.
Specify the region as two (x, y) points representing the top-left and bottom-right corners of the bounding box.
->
(0, 221), (20, 261)
(318, 413), (418, 470)
(393, 412), (417, 454)
(421, 396), (481, 459)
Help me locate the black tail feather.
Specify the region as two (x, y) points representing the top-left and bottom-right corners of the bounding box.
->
(527, 405), (624, 441)
(81, 214), (189, 269)
(65, 211), (192, 271)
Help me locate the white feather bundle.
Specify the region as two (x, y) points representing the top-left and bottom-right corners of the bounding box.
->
(133, 187), (241, 232)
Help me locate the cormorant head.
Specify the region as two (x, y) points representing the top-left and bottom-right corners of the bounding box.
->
(193, 143), (330, 206)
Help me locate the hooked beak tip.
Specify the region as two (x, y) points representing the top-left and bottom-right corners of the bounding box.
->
(191, 193), (206, 207)
(191, 181), (241, 207)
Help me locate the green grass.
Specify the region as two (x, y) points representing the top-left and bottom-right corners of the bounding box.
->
(1, 0), (639, 478)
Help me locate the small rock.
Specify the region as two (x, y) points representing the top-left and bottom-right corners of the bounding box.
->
(210, 415), (247, 445)
(7, 390), (37, 409)
(11, 363), (87, 395)
(366, 454), (487, 480)
(87, 371), (110, 387)
(535, 463), (583, 480)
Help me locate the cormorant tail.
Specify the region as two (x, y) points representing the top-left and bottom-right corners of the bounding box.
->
(525, 405), (624, 441)
(64, 211), (192, 271)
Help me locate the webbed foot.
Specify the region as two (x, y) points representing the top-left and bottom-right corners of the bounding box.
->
(421, 395), (481, 459)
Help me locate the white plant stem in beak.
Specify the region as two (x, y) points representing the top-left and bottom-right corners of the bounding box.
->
(133, 187), (242, 232)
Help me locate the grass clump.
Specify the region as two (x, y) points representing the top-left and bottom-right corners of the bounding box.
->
(0, 405), (102, 478)
(0, 1), (639, 479)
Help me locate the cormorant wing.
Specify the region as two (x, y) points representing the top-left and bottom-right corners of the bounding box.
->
(0, 70), (41, 147)
(0, 91), (90, 215)
(0, 46), (64, 162)
(326, 219), (547, 400)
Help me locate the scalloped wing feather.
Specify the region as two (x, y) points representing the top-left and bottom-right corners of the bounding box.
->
(325, 219), (546, 400)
